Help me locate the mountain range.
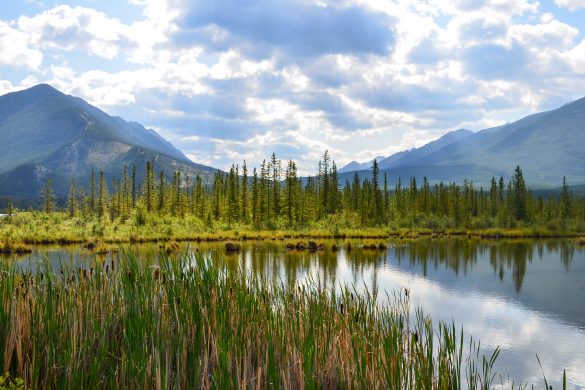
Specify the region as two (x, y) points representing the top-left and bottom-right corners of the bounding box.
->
(1, 84), (583, 203)
(0, 84), (217, 200)
(339, 98), (585, 188)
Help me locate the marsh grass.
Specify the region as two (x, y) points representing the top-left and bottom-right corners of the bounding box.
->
(2, 212), (583, 248)
(0, 250), (565, 388)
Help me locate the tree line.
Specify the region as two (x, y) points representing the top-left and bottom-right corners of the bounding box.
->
(33, 152), (585, 231)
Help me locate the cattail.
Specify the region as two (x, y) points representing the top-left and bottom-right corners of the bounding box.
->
(154, 268), (160, 281)
(162, 273), (166, 285)
(105, 265), (109, 274)
(412, 332), (418, 343)
(83, 269), (88, 280)
(90, 267), (94, 276)
(111, 259), (115, 272)
(404, 288), (409, 297)
(340, 303), (344, 315)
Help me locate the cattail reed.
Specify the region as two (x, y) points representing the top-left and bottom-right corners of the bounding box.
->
(0, 250), (516, 389)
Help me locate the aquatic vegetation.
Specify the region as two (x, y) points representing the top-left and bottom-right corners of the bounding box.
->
(224, 241), (242, 252)
(0, 250), (554, 388)
(0, 242), (31, 255)
(159, 240), (181, 255)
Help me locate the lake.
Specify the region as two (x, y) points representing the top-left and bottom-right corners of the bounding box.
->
(2, 238), (584, 388)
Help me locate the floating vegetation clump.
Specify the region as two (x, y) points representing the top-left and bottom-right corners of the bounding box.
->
(224, 241), (242, 252)
(0, 241), (32, 254)
(160, 240), (180, 254)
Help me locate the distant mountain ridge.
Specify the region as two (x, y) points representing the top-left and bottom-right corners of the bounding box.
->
(338, 99), (585, 188)
(0, 84), (217, 200)
(338, 155), (386, 173)
(340, 129), (472, 173)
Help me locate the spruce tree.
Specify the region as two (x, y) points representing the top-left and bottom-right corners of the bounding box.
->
(89, 169), (96, 214)
(67, 177), (77, 218)
(41, 177), (57, 212)
(241, 161), (248, 222)
(131, 164), (137, 208)
(98, 171), (108, 219)
(561, 176), (571, 221)
(252, 168), (258, 227)
(158, 171), (165, 213)
(512, 166), (528, 221)
(371, 159), (383, 222)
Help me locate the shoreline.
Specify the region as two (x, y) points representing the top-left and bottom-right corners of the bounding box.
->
(1, 227), (584, 250)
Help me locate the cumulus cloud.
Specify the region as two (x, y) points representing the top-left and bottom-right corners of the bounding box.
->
(554, 0), (585, 11)
(0, 21), (42, 69)
(17, 5), (134, 59)
(174, 0), (396, 61)
(2, 0), (585, 172)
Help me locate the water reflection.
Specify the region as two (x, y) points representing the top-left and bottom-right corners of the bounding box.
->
(2, 238), (585, 388)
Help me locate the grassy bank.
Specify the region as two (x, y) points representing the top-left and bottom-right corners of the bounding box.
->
(1, 212), (584, 249)
(0, 249), (557, 388)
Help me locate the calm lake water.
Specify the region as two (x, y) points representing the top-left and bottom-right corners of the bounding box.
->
(3, 238), (585, 388)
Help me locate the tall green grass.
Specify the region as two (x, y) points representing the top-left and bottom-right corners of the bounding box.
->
(0, 250), (563, 388)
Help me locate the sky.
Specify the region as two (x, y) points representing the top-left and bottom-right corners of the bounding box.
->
(1, 0), (585, 174)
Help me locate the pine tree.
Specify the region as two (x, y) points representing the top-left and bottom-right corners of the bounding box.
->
(329, 161), (339, 213)
(89, 169), (96, 214)
(489, 177), (498, 217)
(371, 159), (383, 222)
(252, 168), (259, 227)
(194, 175), (204, 218)
(270, 153), (281, 218)
(122, 165), (129, 218)
(131, 164), (137, 208)
(383, 172), (389, 214)
(561, 176), (571, 221)
(158, 171), (166, 213)
(351, 172), (360, 211)
(285, 160), (298, 227)
(241, 161), (248, 222)
(41, 177), (57, 212)
(98, 171), (108, 218)
(212, 170), (222, 220)
(321, 151), (330, 215)
(67, 177), (77, 218)
(227, 165), (239, 227)
(144, 161), (154, 212)
(512, 166), (528, 221)
(174, 171), (182, 217)
(260, 160), (269, 223)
